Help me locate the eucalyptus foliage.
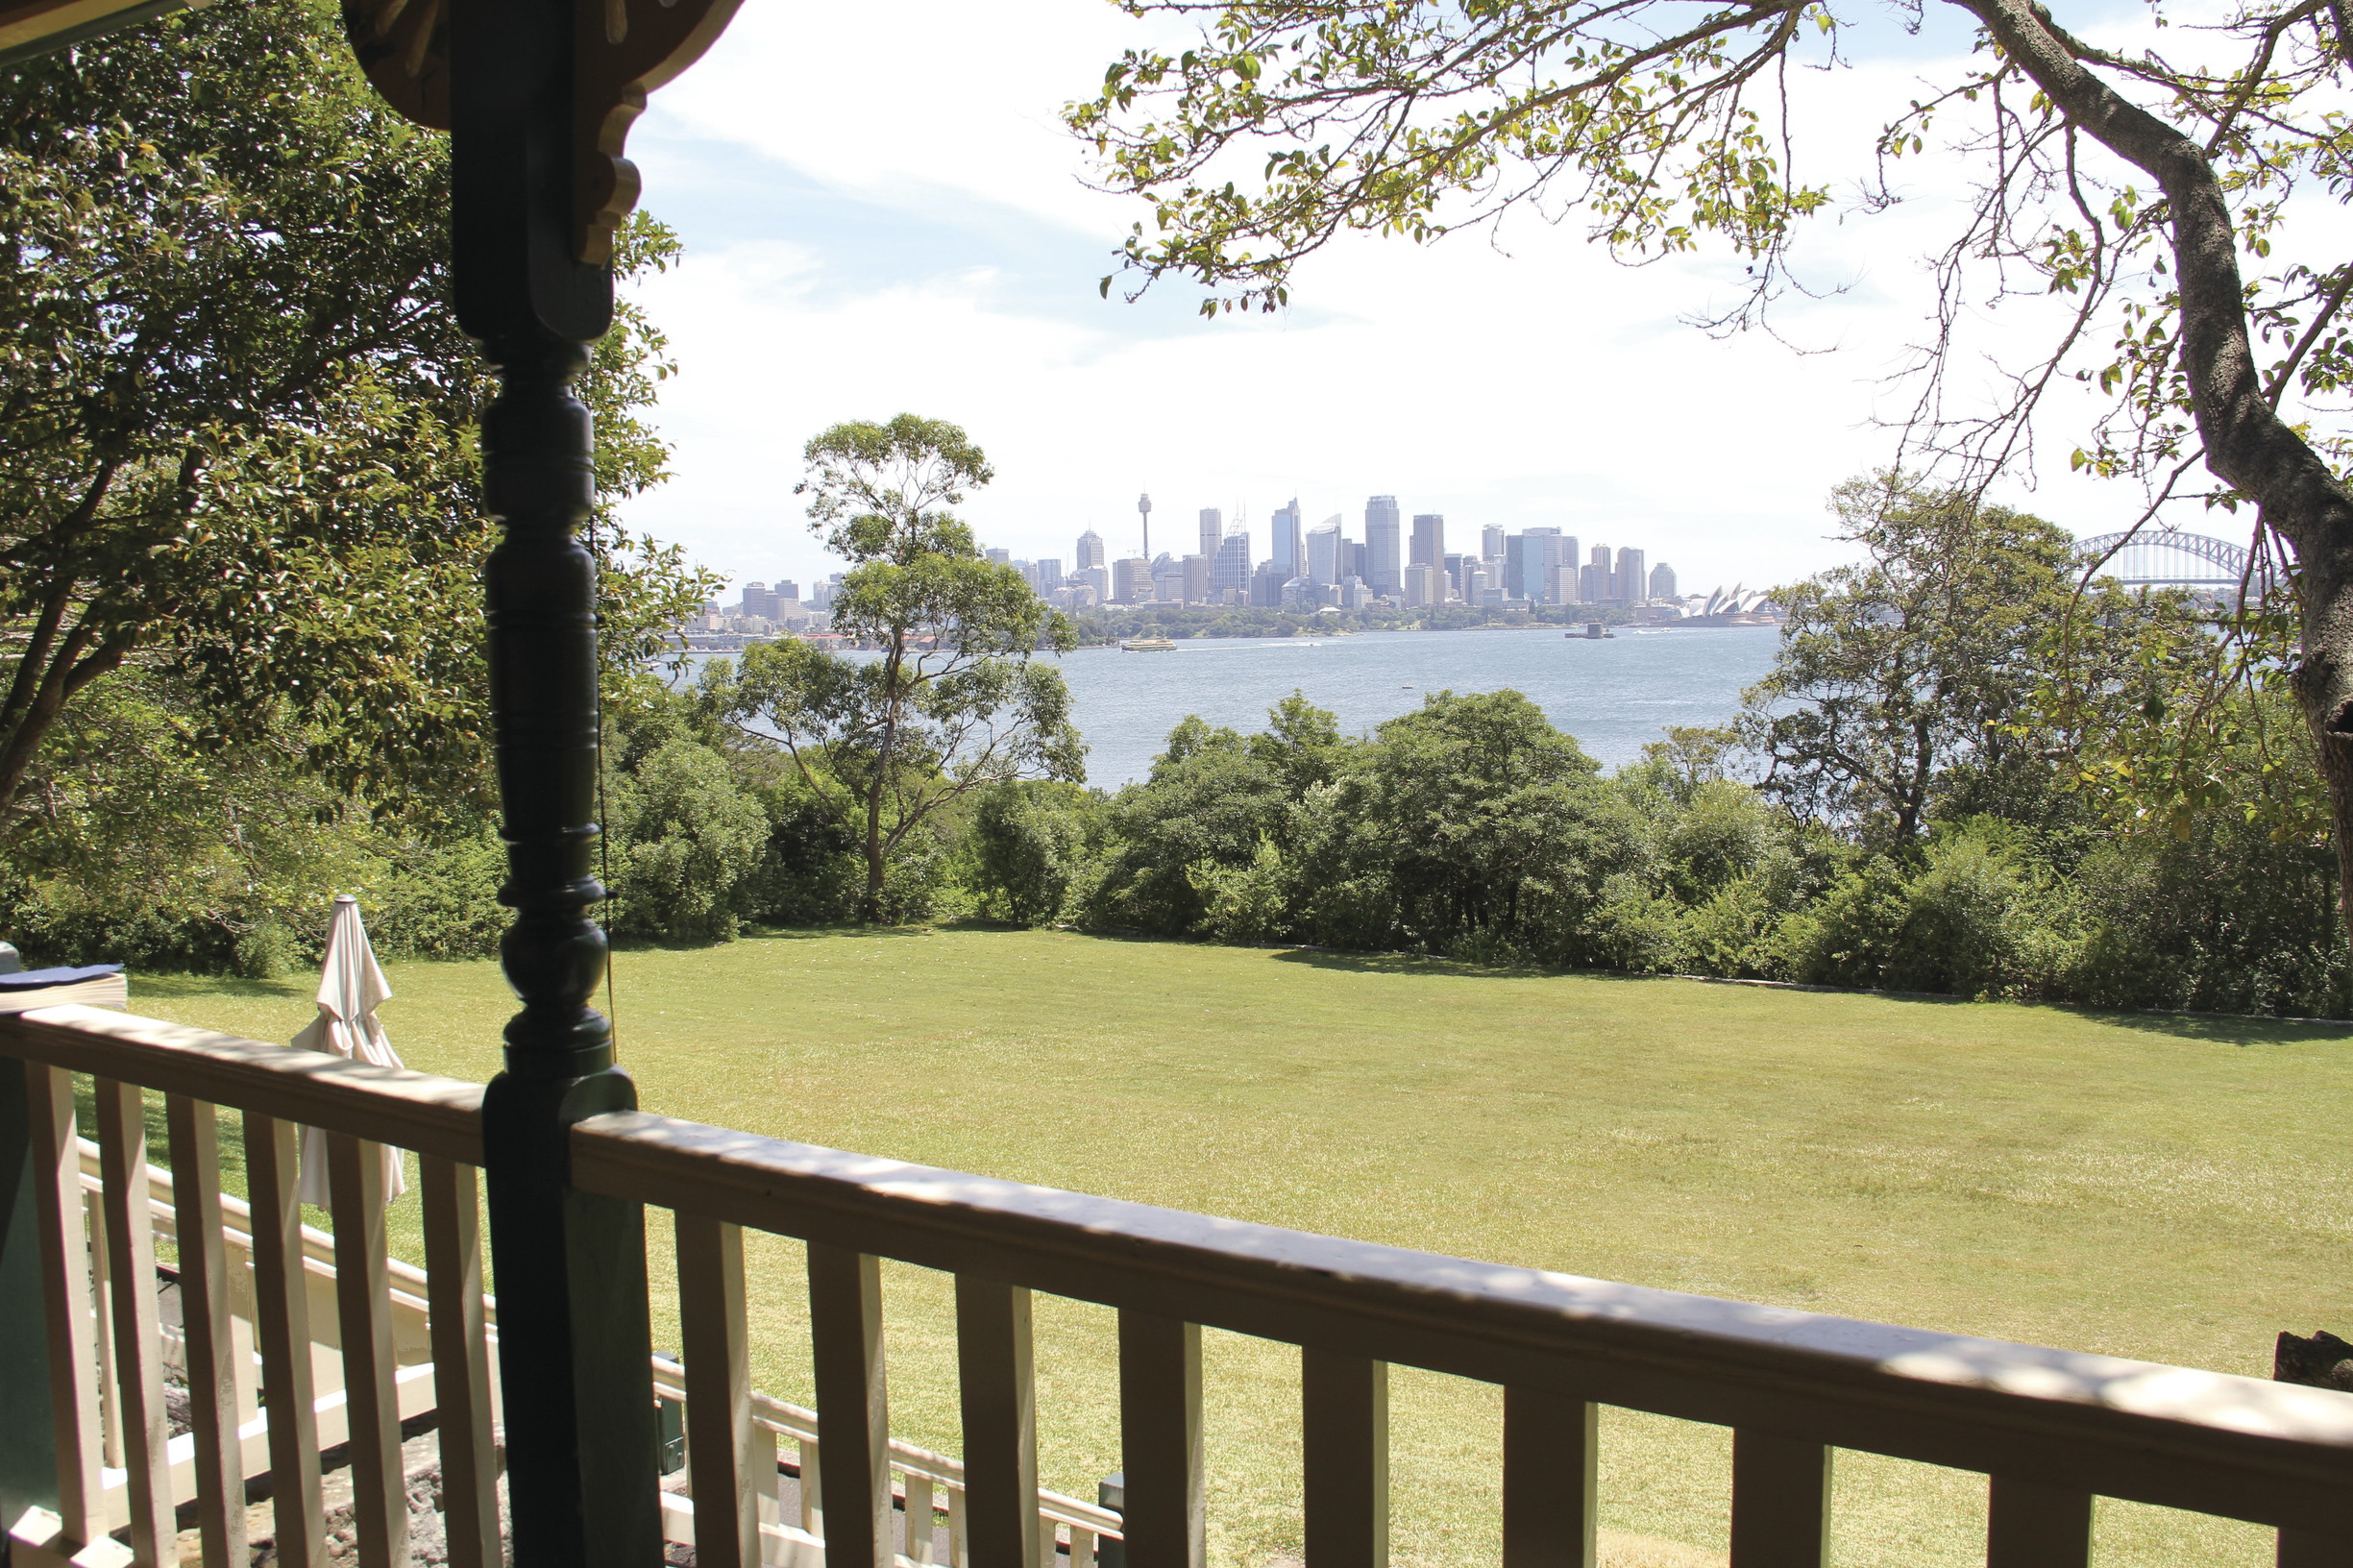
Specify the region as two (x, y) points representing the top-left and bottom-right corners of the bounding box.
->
(710, 417), (1082, 921)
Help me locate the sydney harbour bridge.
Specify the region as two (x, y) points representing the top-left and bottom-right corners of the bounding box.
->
(2075, 528), (2272, 595)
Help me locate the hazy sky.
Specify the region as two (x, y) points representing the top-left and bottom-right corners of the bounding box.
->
(614, 0), (2265, 602)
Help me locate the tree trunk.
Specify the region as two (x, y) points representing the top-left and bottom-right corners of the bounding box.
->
(1961, 0), (2353, 932)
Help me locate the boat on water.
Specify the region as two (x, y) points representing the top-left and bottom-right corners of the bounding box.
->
(1569, 623), (1615, 640)
(1121, 637), (1179, 651)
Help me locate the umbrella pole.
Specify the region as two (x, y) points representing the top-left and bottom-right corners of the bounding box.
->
(454, 6), (662, 1567)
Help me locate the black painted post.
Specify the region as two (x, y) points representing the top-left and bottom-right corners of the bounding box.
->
(448, 0), (661, 1564)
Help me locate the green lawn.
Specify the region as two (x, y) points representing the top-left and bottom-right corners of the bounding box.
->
(127, 926), (2353, 1568)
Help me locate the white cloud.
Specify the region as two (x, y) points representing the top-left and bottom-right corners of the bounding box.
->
(615, 0), (2268, 599)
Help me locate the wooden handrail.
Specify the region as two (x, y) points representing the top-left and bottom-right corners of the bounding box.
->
(569, 1108), (2353, 1534)
(0, 1006), (484, 1163)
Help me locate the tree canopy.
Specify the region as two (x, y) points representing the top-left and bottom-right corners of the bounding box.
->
(0, 0), (709, 829)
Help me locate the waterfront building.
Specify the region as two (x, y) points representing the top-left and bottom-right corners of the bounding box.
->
(1199, 507), (1222, 567)
(1213, 526), (1253, 599)
(1580, 560), (1609, 602)
(1076, 529), (1106, 573)
(1402, 562), (1437, 607)
(1651, 561), (1678, 600)
(1272, 499), (1303, 577)
(1306, 522), (1340, 585)
(1252, 561), (1287, 607)
(1153, 563), (1187, 601)
(1114, 556), (1152, 603)
(1616, 547), (1648, 604)
(1341, 576), (1372, 609)
(1551, 564), (1580, 604)
(1365, 495), (1402, 596)
(1409, 512), (1445, 571)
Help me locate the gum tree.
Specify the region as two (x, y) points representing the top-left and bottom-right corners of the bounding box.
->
(715, 416), (1082, 921)
(1066, 0), (2353, 920)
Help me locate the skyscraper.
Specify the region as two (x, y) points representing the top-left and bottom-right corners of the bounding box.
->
(1616, 547), (1647, 603)
(1272, 499), (1303, 577)
(1306, 522), (1340, 585)
(985, 548), (1010, 565)
(1365, 495), (1402, 597)
(1402, 562), (1436, 607)
(1409, 513), (1445, 572)
(1650, 561), (1678, 601)
(1482, 525), (1507, 561)
(1213, 525), (1253, 600)
(1115, 557), (1152, 603)
(1035, 558), (1064, 592)
(1199, 507), (1222, 567)
(1076, 529), (1106, 572)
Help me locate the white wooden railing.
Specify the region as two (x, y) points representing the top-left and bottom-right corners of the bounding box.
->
(8, 1001), (2353, 1568)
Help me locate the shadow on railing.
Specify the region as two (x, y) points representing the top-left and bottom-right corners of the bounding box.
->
(6, 1002), (2353, 1568)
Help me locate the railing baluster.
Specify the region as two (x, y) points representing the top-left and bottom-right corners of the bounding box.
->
(420, 1155), (500, 1568)
(167, 1094), (250, 1568)
(1301, 1349), (1387, 1568)
(799, 1439), (823, 1536)
(1039, 1515), (1060, 1568)
(1986, 1476), (2091, 1566)
(327, 1133), (409, 1568)
(955, 1276), (1040, 1568)
(809, 1243), (892, 1568)
(677, 1212), (759, 1568)
(1502, 1387), (1596, 1568)
(905, 1475), (937, 1565)
(1116, 1311), (1203, 1568)
(246, 1111), (326, 1568)
(26, 1062), (106, 1549)
(94, 1077), (172, 1567)
(949, 1482), (969, 1568)
(1070, 1524), (1096, 1568)
(86, 1187), (122, 1469)
(1728, 1430), (1831, 1568)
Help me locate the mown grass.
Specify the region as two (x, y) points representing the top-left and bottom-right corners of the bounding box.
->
(126, 925), (2353, 1568)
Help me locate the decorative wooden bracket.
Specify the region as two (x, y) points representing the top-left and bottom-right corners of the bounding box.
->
(573, 0), (741, 265)
(342, 0), (452, 131)
(341, 0), (741, 266)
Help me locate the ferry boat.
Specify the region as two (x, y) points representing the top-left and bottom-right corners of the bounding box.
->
(1121, 636), (1178, 651)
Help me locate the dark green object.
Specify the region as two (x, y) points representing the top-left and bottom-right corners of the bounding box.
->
(1097, 1473), (1125, 1568)
(0, 1058), (59, 1532)
(654, 1360), (686, 1477)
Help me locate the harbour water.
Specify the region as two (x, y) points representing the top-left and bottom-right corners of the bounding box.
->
(1048, 625), (1782, 787)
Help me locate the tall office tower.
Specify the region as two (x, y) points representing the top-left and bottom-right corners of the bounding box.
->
(1402, 562), (1436, 607)
(1252, 561), (1287, 607)
(1590, 543), (1611, 571)
(1199, 507), (1222, 566)
(1115, 557), (1152, 603)
(1551, 565), (1580, 604)
(1650, 561), (1678, 601)
(1410, 512), (1445, 570)
(1183, 554), (1210, 603)
(1306, 523), (1340, 585)
(1271, 498), (1303, 577)
(1616, 547), (1647, 603)
(985, 548), (1010, 565)
(1365, 495), (1403, 596)
(1445, 553), (1473, 600)
(1213, 526), (1254, 600)
(1482, 525), (1507, 561)
(1138, 492), (1153, 561)
(778, 579), (800, 601)
(1580, 561), (1609, 602)
(1505, 528), (1560, 601)
(741, 582), (776, 620)
(1340, 538), (1368, 583)
(1035, 558), (1064, 592)
(1076, 529), (1106, 572)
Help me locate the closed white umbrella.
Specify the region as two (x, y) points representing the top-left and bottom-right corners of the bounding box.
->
(294, 894), (408, 1208)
